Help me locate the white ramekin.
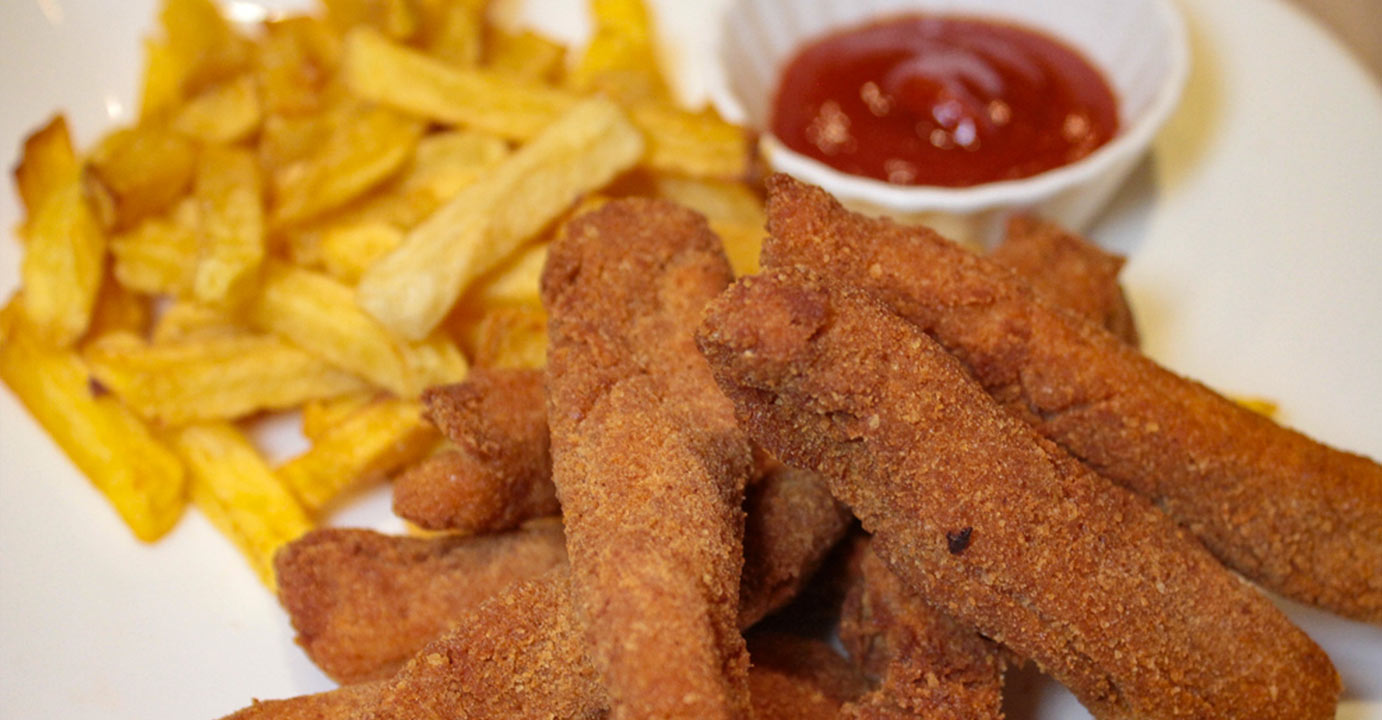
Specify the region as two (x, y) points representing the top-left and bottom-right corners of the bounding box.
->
(710, 0), (1190, 247)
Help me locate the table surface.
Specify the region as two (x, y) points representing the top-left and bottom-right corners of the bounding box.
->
(1289, 0), (1381, 80)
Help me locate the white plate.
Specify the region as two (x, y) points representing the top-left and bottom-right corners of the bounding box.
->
(0, 0), (1378, 718)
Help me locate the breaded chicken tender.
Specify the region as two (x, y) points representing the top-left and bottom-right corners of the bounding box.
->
(746, 632), (871, 720)
(541, 198), (755, 718)
(360, 463), (850, 720)
(697, 266), (1340, 720)
(274, 519), (566, 683)
(763, 174), (1382, 624)
(219, 682), (386, 720)
(840, 540), (1006, 720)
(989, 214), (1139, 346)
(395, 368), (559, 534)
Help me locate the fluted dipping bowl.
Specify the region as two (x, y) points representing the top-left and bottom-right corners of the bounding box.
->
(711, 0), (1190, 247)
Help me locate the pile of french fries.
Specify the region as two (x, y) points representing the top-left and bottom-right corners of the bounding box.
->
(1, 0), (768, 588)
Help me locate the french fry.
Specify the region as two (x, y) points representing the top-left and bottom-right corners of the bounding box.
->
(0, 300), (185, 542)
(300, 390), (379, 441)
(254, 16), (343, 117)
(109, 198), (200, 297)
(342, 27), (579, 141)
(249, 261), (466, 396)
(320, 222), (404, 284)
(85, 330), (370, 425)
(416, 0), (486, 67)
(322, 0), (418, 40)
(486, 28), (565, 81)
(139, 38), (185, 121)
(271, 103), (423, 226)
(16, 118), (107, 348)
(356, 97), (643, 339)
(88, 124), (198, 230)
(652, 173), (765, 275)
(172, 422), (311, 588)
(464, 305), (549, 370)
(567, 0), (669, 104)
(463, 241), (548, 309)
(159, 0), (251, 95)
(83, 273), (152, 344)
(629, 103), (751, 180)
(277, 397), (438, 512)
(150, 300), (239, 344)
(192, 145), (265, 309)
(171, 73), (262, 144)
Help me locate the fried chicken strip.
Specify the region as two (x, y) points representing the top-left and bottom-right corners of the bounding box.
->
(361, 461), (850, 720)
(989, 214), (1139, 346)
(394, 368), (559, 534)
(697, 266), (1340, 719)
(763, 174), (1382, 623)
(747, 632), (871, 720)
(219, 682), (386, 720)
(274, 519), (566, 683)
(540, 198), (755, 718)
(839, 539), (1006, 720)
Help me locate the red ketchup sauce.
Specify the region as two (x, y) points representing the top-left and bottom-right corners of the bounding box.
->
(771, 15), (1119, 187)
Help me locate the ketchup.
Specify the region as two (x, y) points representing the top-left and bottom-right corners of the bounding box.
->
(771, 15), (1118, 187)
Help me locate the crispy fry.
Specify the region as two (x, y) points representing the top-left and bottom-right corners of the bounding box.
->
(275, 519), (567, 683)
(462, 241), (548, 309)
(318, 222), (403, 284)
(277, 397), (437, 513)
(84, 330), (369, 424)
(415, 0), (485, 66)
(356, 97), (642, 339)
(16, 117), (106, 347)
(270, 104), (423, 226)
(83, 272), (152, 344)
(697, 265), (1340, 719)
(567, 0), (669, 104)
(149, 300), (238, 344)
(159, 0), (251, 95)
(192, 145), (265, 309)
(88, 124), (197, 230)
(763, 174), (1382, 624)
(171, 73), (262, 144)
(0, 300), (185, 541)
(138, 38), (184, 121)
(109, 198), (200, 297)
(343, 27), (578, 141)
(299, 390), (379, 441)
(543, 199), (753, 718)
(249, 262), (466, 396)
(254, 16), (342, 118)
(462, 305), (549, 369)
(174, 422), (311, 589)
(630, 103), (752, 180)
(653, 173), (765, 276)
(486, 28), (565, 81)
(394, 368), (557, 532)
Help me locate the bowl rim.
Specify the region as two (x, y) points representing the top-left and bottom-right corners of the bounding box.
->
(711, 0), (1191, 214)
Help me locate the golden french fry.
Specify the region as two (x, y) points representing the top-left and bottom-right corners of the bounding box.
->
(463, 241), (548, 309)
(0, 300), (185, 542)
(171, 74), (262, 143)
(255, 16), (343, 117)
(13, 115), (80, 221)
(88, 124), (197, 230)
(85, 331), (370, 425)
(84, 273), (152, 344)
(150, 300), (238, 344)
(159, 0), (251, 95)
(249, 261), (466, 395)
(277, 397), (438, 512)
(416, 0), (485, 66)
(652, 173), (765, 275)
(192, 145), (265, 308)
(567, 0), (669, 104)
(172, 422), (311, 588)
(464, 305), (549, 370)
(630, 103), (751, 180)
(342, 27), (579, 141)
(356, 97), (643, 339)
(300, 390), (379, 441)
(17, 118), (107, 348)
(109, 198), (200, 297)
(1234, 396), (1280, 419)
(322, 0), (418, 39)
(271, 104), (423, 226)
(320, 222), (404, 284)
(139, 38), (185, 121)
(486, 29), (565, 81)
